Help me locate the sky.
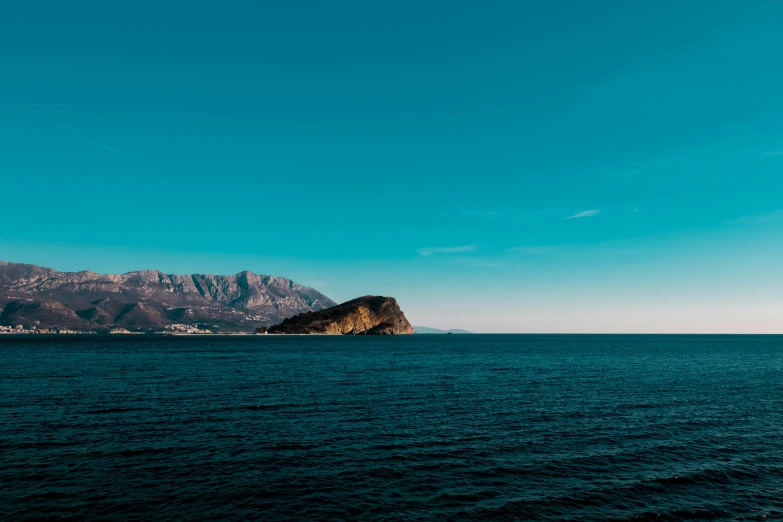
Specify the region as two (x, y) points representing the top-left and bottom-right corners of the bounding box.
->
(2, 1), (783, 332)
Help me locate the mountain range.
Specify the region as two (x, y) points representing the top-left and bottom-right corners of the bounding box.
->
(0, 261), (336, 332)
(412, 327), (472, 334)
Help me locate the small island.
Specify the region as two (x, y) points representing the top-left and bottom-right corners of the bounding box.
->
(262, 295), (415, 335)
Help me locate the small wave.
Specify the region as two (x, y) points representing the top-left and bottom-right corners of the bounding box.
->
(432, 489), (499, 502)
(85, 407), (143, 414)
(13, 441), (82, 449)
(242, 403), (310, 411)
(266, 442), (317, 451)
(652, 466), (763, 486)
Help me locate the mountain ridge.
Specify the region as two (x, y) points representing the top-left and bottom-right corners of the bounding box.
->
(0, 261), (336, 332)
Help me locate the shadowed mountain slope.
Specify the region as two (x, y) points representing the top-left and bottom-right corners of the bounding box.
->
(0, 261), (336, 332)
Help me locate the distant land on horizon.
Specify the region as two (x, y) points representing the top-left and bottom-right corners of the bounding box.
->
(0, 261), (336, 333)
(413, 327), (472, 334)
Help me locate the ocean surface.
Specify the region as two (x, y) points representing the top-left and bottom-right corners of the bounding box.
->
(2, 335), (783, 521)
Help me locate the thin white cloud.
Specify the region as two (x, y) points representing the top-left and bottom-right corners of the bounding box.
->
(566, 209), (600, 219)
(762, 151), (783, 157)
(82, 138), (128, 156)
(417, 245), (476, 256)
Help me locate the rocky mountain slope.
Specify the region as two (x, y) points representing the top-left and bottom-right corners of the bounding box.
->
(266, 295), (414, 335)
(0, 261), (336, 332)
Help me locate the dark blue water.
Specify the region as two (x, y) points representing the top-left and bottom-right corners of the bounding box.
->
(2, 335), (783, 520)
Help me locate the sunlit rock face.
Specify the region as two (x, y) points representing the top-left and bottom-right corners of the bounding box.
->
(266, 296), (415, 335)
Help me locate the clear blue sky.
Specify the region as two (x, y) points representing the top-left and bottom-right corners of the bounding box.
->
(2, 1), (783, 332)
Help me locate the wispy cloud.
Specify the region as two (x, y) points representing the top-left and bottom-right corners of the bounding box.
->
(762, 150), (783, 157)
(82, 138), (128, 156)
(566, 209), (600, 219)
(417, 245), (476, 256)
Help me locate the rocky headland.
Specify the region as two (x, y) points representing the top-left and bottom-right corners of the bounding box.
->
(264, 295), (415, 335)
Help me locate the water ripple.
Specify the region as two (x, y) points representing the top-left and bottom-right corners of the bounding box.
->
(2, 334), (783, 520)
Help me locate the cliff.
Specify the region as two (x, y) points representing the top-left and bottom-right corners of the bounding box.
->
(266, 295), (415, 335)
(0, 261), (336, 332)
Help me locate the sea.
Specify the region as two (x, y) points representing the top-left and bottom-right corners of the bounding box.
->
(2, 334), (783, 521)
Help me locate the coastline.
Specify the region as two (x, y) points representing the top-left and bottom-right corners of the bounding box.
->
(0, 332), (262, 337)
(0, 332), (371, 337)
